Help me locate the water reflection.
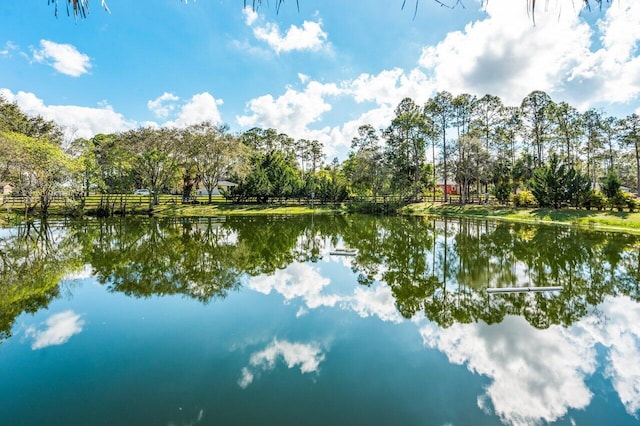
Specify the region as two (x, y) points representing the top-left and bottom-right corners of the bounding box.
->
(418, 295), (640, 423)
(2, 215), (640, 424)
(0, 220), (83, 341)
(2, 215), (640, 337)
(239, 339), (326, 389)
(25, 310), (85, 350)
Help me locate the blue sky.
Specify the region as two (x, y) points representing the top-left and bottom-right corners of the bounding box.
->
(1, 0), (640, 159)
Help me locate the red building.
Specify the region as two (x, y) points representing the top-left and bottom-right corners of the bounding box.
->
(435, 183), (459, 195)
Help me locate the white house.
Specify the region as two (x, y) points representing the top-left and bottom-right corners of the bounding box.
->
(1, 182), (14, 195)
(196, 180), (238, 196)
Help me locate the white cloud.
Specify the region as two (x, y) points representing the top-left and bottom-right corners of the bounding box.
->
(580, 296), (640, 416)
(243, 9), (328, 54)
(25, 310), (85, 350)
(242, 7), (258, 26)
(236, 68), (431, 157)
(298, 73), (310, 84)
(418, 0), (592, 105)
(32, 39), (91, 77)
(147, 92), (180, 119)
(568, 1), (640, 105)
(238, 339), (325, 388)
(163, 92), (224, 128)
(350, 68), (433, 107)
(416, 0), (640, 108)
(0, 88), (135, 140)
(0, 41), (18, 57)
(237, 80), (342, 137)
(350, 285), (403, 323)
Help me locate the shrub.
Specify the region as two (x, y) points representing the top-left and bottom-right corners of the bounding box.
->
(609, 190), (639, 212)
(581, 190), (607, 211)
(512, 190), (536, 207)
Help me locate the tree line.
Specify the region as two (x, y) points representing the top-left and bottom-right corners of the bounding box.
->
(0, 96), (348, 215)
(346, 90), (640, 211)
(1, 90), (639, 215)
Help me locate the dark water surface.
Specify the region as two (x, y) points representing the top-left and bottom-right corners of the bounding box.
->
(1, 215), (639, 425)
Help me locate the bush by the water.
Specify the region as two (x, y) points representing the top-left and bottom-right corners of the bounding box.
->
(512, 190), (536, 207)
(581, 190), (607, 211)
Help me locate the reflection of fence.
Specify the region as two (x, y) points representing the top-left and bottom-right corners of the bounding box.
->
(1, 193), (505, 211)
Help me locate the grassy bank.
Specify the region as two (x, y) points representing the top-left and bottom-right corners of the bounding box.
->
(5, 194), (640, 234)
(401, 202), (640, 234)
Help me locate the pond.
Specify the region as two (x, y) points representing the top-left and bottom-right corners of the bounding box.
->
(1, 215), (639, 425)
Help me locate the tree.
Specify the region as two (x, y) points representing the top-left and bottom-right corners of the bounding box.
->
(472, 94), (503, 156)
(617, 113), (640, 196)
(521, 90), (552, 167)
(1, 131), (71, 215)
(425, 91), (453, 202)
(547, 101), (583, 166)
(347, 124), (389, 202)
(187, 123), (247, 203)
(0, 96), (62, 144)
(454, 135), (488, 203)
(125, 127), (182, 206)
(582, 109), (604, 183)
(601, 170), (621, 199)
(530, 154), (590, 208)
(385, 98), (431, 201)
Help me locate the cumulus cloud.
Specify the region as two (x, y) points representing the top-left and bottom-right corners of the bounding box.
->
(568, 1), (640, 105)
(25, 311), (85, 350)
(242, 7), (328, 54)
(237, 80), (342, 137)
(163, 92), (224, 128)
(32, 39), (91, 77)
(242, 7), (258, 26)
(238, 339), (325, 388)
(418, 0), (592, 105)
(417, 0), (640, 107)
(147, 92), (180, 119)
(0, 88), (135, 140)
(236, 68), (431, 157)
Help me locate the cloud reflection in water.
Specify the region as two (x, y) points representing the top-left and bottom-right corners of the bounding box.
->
(238, 339), (325, 389)
(25, 310), (85, 350)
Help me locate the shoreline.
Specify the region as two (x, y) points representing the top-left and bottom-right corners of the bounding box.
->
(4, 201), (640, 235)
(399, 202), (640, 235)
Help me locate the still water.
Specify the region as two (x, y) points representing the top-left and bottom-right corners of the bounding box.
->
(1, 215), (639, 425)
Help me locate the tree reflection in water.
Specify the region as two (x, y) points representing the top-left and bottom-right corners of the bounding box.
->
(2, 215), (640, 343)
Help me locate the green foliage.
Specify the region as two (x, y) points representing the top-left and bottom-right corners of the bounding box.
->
(601, 170), (621, 199)
(530, 154), (591, 208)
(512, 190), (536, 207)
(581, 189), (607, 211)
(385, 98), (432, 201)
(609, 190), (639, 212)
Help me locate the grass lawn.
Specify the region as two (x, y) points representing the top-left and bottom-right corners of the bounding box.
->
(401, 202), (640, 234)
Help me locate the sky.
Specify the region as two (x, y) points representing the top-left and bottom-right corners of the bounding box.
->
(1, 0), (640, 159)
